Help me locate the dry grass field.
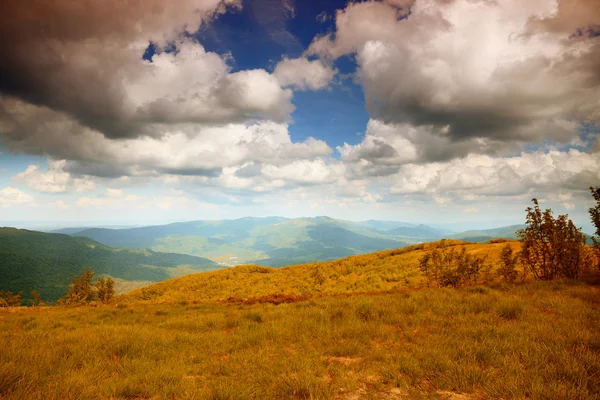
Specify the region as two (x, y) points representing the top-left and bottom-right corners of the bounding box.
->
(1, 240), (599, 399)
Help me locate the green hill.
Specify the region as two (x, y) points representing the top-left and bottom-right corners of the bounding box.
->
(0, 228), (219, 303)
(70, 217), (412, 266)
(448, 224), (524, 242)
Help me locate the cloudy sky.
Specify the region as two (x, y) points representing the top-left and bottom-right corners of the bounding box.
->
(0, 0), (599, 230)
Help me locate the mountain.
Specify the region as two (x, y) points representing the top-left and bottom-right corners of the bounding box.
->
(448, 224), (524, 242)
(69, 217), (411, 267)
(386, 224), (447, 238)
(0, 228), (219, 303)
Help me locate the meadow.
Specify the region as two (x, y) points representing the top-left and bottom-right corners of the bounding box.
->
(121, 240), (519, 304)
(1, 278), (599, 399)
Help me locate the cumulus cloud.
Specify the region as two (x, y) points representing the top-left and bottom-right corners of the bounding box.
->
(274, 57), (336, 90)
(1, 97), (331, 179)
(0, 187), (34, 207)
(0, 0), (254, 139)
(310, 0), (600, 158)
(12, 160), (94, 193)
(388, 150), (600, 201)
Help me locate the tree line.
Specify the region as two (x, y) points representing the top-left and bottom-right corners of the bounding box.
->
(1, 269), (114, 307)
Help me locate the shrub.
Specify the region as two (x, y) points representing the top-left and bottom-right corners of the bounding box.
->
(498, 244), (518, 283)
(518, 199), (590, 280)
(419, 244), (486, 287)
(590, 186), (600, 270)
(0, 291), (22, 307)
(58, 268), (96, 305)
(95, 276), (115, 304)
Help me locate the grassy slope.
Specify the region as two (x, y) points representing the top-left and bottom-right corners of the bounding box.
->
(0, 228), (220, 303)
(119, 240), (521, 304)
(1, 279), (598, 399)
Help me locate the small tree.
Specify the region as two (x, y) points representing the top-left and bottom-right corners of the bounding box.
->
(0, 291), (23, 307)
(59, 268), (96, 305)
(95, 276), (115, 304)
(30, 290), (42, 306)
(590, 186), (600, 269)
(498, 243), (518, 283)
(518, 198), (587, 280)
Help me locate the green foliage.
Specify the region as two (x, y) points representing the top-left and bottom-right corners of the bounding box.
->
(418, 242), (487, 287)
(30, 290), (41, 307)
(0, 291), (22, 307)
(0, 228), (219, 303)
(518, 199), (590, 280)
(95, 276), (115, 304)
(498, 243), (518, 283)
(590, 186), (600, 269)
(74, 218), (411, 267)
(59, 268), (96, 305)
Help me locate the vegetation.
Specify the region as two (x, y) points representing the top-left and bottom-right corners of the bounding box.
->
(59, 268), (97, 305)
(1, 279), (598, 399)
(30, 290), (41, 307)
(418, 241), (488, 287)
(120, 240), (519, 304)
(518, 199), (592, 280)
(497, 243), (519, 283)
(71, 217), (413, 267)
(590, 186), (600, 269)
(1, 197), (599, 398)
(96, 276), (115, 304)
(57, 268), (115, 305)
(0, 291), (22, 308)
(0, 228), (220, 303)
(448, 224), (523, 243)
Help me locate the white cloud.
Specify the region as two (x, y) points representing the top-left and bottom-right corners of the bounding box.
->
(310, 0), (600, 157)
(12, 160), (94, 193)
(388, 150), (600, 200)
(0, 187), (34, 208)
(273, 57), (336, 90)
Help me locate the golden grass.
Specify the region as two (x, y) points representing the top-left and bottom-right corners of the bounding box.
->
(120, 240), (521, 304)
(0, 279), (598, 399)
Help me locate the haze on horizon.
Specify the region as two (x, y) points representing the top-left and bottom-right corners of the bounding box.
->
(0, 0), (599, 232)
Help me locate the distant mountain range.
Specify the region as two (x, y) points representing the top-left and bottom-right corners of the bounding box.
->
(53, 217), (525, 267)
(0, 228), (219, 303)
(0, 218), (529, 303)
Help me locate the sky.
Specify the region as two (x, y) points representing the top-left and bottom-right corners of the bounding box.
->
(0, 0), (599, 231)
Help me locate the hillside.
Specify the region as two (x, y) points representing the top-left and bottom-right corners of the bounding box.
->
(0, 228), (219, 303)
(69, 217), (415, 267)
(2, 276), (598, 399)
(448, 224), (524, 242)
(119, 240), (521, 304)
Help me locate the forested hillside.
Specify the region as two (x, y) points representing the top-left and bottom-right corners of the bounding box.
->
(0, 228), (219, 303)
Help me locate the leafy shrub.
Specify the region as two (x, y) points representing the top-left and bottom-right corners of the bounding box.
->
(0, 291), (22, 307)
(59, 269), (115, 305)
(498, 243), (518, 283)
(518, 199), (591, 280)
(590, 186), (600, 270)
(419, 244), (487, 287)
(95, 276), (115, 304)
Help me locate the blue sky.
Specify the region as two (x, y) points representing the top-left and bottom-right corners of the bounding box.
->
(0, 0), (599, 231)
